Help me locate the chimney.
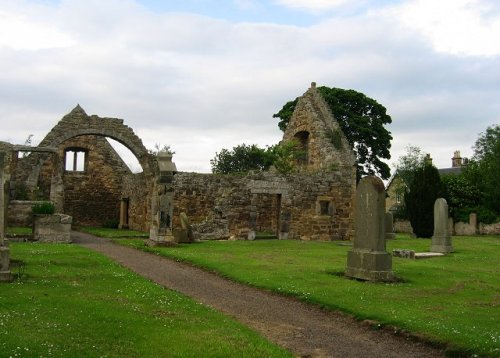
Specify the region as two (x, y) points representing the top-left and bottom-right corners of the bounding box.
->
(452, 151), (462, 168)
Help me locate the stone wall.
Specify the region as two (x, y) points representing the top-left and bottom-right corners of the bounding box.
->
(172, 167), (355, 241)
(7, 200), (45, 226)
(282, 83), (356, 172)
(48, 135), (130, 226)
(121, 173), (151, 232)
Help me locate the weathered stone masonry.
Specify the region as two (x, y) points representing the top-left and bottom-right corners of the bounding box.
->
(6, 83), (356, 242)
(173, 169), (355, 241)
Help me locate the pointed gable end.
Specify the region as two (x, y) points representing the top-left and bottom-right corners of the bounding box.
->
(282, 82), (356, 171)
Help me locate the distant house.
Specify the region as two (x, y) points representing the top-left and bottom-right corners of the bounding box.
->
(385, 151), (468, 213)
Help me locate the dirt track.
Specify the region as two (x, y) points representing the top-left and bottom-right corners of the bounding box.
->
(72, 231), (446, 358)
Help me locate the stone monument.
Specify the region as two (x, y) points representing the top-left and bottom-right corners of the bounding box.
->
(430, 198), (453, 253)
(385, 212), (395, 240)
(173, 212), (195, 243)
(148, 151), (177, 246)
(345, 176), (393, 281)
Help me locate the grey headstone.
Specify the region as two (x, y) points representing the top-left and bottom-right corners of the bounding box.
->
(345, 176), (393, 281)
(385, 212), (396, 240)
(430, 198), (453, 253)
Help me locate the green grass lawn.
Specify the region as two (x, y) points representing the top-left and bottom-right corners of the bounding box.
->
(6, 226), (32, 236)
(115, 235), (500, 357)
(77, 226), (149, 238)
(1, 243), (290, 358)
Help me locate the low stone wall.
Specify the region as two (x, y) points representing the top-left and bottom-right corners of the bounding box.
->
(393, 217), (500, 236)
(394, 219), (413, 234)
(33, 214), (72, 243)
(479, 222), (500, 235)
(7, 200), (44, 226)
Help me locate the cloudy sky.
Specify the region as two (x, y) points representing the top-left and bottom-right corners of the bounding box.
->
(1, 0), (499, 174)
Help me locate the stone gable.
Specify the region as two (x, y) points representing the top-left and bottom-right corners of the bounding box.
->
(282, 83), (356, 172)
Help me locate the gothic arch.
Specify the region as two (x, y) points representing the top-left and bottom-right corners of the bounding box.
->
(37, 105), (158, 178)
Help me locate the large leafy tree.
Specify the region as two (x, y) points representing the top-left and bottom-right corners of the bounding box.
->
(210, 144), (271, 174)
(273, 86), (393, 180)
(210, 141), (304, 175)
(471, 124), (500, 216)
(405, 164), (442, 238)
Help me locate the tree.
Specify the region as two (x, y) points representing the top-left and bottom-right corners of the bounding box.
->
(390, 145), (426, 219)
(273, 86), (393, 180)
(471, 124), (500, 216)
(441, 173), (482, 222)
(405, 164), (442, 238)
(393, 145), (426, 186)
(210, 141), (304, 175)
(210, 144), (271, 174)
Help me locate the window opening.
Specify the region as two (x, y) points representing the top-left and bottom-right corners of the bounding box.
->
(65, 149), (86, 172)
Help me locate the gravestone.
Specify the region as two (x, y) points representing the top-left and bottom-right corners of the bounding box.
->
(173, 212), (195, 243)
(430, 198), (453, 253)
(345, 176), (393, 281)
(385, 212), (395, 240)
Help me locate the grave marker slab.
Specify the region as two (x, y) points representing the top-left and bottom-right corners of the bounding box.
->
(430, 198), (453, 253)
(345, 176), (393, 281)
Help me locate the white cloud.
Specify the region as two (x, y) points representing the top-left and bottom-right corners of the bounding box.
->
(0, 0), (498, 175)
(0, 9), (75, 50)
(272, 0), (348, 12)
(391, 0), (500, 56)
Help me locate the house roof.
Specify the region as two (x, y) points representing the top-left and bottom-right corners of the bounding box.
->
(438, 167), (463, 176)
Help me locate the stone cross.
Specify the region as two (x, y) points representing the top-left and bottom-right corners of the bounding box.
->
(345, 176), (393, 281)
(430, 198), (453, 253)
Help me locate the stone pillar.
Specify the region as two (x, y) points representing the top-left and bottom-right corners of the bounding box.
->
(50, 153), (64, 213)
(119, 198), (129, 229)
(385, 212), (395, 240)
(0, 151), (12, 282)
(346, 176), (393, 281)
(430, 198), (453, 253)
(148, 152), (177, 246)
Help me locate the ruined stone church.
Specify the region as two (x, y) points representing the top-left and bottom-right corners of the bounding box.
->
(3, 83), (356, 242)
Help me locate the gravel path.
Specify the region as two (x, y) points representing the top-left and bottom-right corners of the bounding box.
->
(72, 231), (446, 358)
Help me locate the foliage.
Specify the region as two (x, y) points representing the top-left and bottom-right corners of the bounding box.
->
(441, 173), (482, 223)
(266, 140), (305, 174)
(404, 164), (442, 238)
(117, 236), (500, 357)
(273, 86), (393, 180)
(3, 243), (289, 357)
(440, 124), (499, 224)
(148, 143), (175, 156)
(211, 144), (271, 174)
(31, 201), (55, 215)
(393, 145), (426, 187)
(210, 141), (304, 175)
(470, 124), (500, 216)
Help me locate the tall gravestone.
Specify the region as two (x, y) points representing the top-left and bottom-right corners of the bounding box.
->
(430, 198), (453, 253)
(346, 176), (393, 281)
(385, 212), (395, 240)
